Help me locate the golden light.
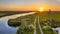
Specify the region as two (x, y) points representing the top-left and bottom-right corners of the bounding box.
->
(39, 7), (44, 12)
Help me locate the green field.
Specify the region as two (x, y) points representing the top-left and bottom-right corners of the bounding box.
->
(8, 11), (60, 34)
(38, 12), (60, 28)
(38, 12), (60, 34)
(8, 13), (36, 34)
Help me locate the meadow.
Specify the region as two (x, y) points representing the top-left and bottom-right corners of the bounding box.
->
(8, 11), (60, 34)
(8, 13), (36, 34)
(38, 11), (60, 28)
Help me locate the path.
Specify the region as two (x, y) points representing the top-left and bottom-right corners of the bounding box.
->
(34, 16), (37, 34)
(38, 15), (44, 34)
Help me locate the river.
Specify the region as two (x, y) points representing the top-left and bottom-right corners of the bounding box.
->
(0, 12), (35, 34)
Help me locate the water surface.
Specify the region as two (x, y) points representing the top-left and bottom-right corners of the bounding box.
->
(0, 12), (35, 34)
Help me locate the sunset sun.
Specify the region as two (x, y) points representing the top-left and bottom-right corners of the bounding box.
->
(39, 7), (44, 12)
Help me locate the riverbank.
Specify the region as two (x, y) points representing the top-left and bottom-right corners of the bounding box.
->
(0, 11), (33, 18)
(8, 13), (36, 34)
(0, 12), (35, 34)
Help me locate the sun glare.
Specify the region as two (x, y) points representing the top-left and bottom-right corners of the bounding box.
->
(39, 7), (44, 12)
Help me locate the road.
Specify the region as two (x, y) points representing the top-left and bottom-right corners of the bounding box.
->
(34, 16), (37, 34)
(34, 15), (44, 34)
(38, 16), (44, 34)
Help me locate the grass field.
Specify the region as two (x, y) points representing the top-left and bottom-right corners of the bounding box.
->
(8, 13), (36, 34)
(38, 11), (60, 28)
(8, 11), (60, 34)
(38, 11), (60, 34)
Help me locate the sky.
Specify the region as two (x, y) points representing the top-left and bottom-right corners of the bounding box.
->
(0, 0), (60, 11)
